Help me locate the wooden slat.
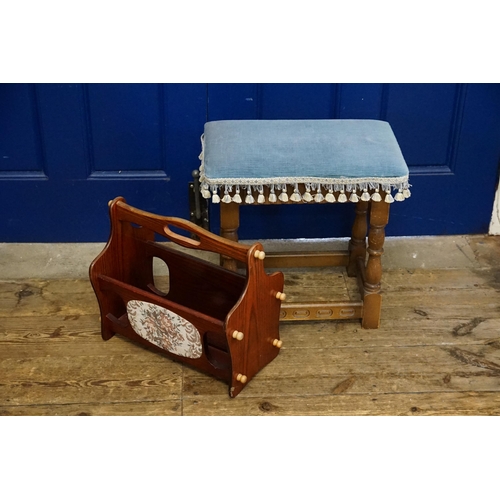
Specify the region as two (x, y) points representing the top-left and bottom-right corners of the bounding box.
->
(263, 251), (349, 269)
(182, 391), (500, 416)
(0, 279), (98, 318)
(0, 401), (182, 416)
(0, 349), (184, 406)
(182, 343), (500, 397)
(0, 315), (102, 344)
(2, 313), (499, 349)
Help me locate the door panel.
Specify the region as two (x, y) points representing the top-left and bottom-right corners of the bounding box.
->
(383, 83), (460, 167)
(0, 84), (45, 174)
(86, 84), (165, 173)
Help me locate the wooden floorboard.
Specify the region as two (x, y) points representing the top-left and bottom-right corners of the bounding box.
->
(1, 238), (500, 415)
(0, 401), (182, 416)
(181, 391), (500, 416)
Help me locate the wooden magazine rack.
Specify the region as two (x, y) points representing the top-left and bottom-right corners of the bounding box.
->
(89, 197), (285, 397)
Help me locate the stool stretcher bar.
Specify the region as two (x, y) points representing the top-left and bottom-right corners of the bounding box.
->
(239, 251), (350, 269)
(280, 301), (364, 321)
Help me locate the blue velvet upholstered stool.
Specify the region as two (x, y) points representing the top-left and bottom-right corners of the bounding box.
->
(199, 119), (410, 329)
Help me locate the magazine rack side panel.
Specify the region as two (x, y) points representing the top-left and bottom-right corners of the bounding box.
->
(89, 197), (127, 340)
(225, 243), (285, 397)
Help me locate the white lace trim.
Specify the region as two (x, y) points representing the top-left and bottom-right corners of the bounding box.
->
(198, 134), (411, 204)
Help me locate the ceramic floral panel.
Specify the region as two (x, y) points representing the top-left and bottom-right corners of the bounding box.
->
(127, 300), (202, 359)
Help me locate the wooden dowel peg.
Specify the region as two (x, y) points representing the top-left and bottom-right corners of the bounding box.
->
(236, 373), (248, 384)
(254, 249), (266, 260)
(275, 291), (286, 301)
(273, 339), (283, 348)
(232, 330), (244, 341)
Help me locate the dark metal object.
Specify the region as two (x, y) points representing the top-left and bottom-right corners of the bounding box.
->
(189, 169), (209, 232)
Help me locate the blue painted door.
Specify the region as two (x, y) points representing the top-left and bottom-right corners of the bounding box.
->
(1, 83), (499, 242)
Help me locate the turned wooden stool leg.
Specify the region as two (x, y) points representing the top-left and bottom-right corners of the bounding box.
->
(362, 201), (390, 329)
(220, 202), (240, 271)
(347, 200), (369, 277)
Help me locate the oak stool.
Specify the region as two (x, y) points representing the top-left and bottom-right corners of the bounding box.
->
(198, 119), (411, 329)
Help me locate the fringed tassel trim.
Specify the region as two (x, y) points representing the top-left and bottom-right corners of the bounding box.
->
(203, 180), (411, 205)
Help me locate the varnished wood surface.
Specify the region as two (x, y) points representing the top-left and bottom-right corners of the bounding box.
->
(2, 236), (500, 415)
(88, 198), (285, 397)
(249, 251), (350, 269)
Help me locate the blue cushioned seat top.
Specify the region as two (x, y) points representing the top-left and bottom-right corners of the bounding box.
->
(199, 119), (410, 204)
